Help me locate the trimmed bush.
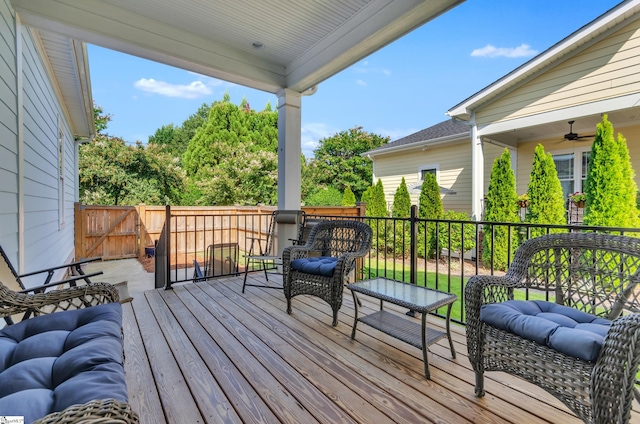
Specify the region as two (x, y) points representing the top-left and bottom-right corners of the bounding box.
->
(483, 149), (519, 270)
(392, 177), (411, 256)
(525, 144), (566, 236)
(418, 173), (443, 258)
(438, 211), (476, 259)
(584, 115), (640, 228)
(342, 186), (356, 206)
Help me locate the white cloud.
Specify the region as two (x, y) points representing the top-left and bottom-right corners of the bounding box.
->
(133, 78), (213, 99)
(352, 60), (391, 76)
(471, 43), (538, 58)
(356, 79), (368, 86)
(301, 122), (337, 157)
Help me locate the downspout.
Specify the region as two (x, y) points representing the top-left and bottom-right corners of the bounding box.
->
(15, 15), (24, 273)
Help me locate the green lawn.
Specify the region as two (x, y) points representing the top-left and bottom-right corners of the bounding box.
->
(361, 261), (548, 323)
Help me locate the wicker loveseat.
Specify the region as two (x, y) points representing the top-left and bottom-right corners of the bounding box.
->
(465, 233), (640, 424)
(283, 220), (372, 326)
(0, 277), (138, 423)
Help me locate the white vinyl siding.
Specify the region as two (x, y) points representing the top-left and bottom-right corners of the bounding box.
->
(0, 0), (18, 266)
(20, 26), (75, 280)
(0, 1), (77, 283)
(476, 19), (640, 126)
(373, 142), (471, 214)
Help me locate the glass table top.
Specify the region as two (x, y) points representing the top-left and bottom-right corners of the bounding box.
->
(348, 277), (456, 309)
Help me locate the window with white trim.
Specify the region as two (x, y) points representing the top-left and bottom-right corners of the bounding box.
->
(552, 148), (591, 199)
(418, 164), (439, 182)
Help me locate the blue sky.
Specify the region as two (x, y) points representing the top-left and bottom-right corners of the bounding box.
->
(88, 0), (621, 158)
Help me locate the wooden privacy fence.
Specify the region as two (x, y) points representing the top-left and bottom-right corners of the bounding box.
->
(75, 203), (366, 261)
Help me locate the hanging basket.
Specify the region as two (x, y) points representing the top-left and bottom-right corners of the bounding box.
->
(573, 200), (585, 208)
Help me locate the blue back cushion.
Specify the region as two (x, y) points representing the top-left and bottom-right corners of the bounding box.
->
(0, 302), (127, 423)
(480, 300), (611, 362)
(290, 256), (338, 277)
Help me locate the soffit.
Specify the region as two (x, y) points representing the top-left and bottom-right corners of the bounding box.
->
(12, 0), (462, 93)
(34, 29), (93, 138)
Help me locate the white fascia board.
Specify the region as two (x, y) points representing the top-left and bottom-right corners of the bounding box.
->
(72, 40), (94, 138)
(476, 92), (640, 137)
(13, 0), (287, 93)
(447, 0), (640, 118)
(287, 0), (463, 92)
(363, 132), (469, 158)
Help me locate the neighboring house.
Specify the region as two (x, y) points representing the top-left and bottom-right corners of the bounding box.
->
(365, 119), (504, 214)
(368, 0), (640, 221)
(0, 0), (93, 286)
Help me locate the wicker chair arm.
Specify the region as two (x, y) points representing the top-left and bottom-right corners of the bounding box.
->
(591, 313), (640, 424)
(32, 398), (139, 424)
(465, 274), (520, 370)
(1, 282), (119, 319)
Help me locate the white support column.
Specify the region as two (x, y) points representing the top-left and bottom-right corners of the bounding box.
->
(470, 113), (484, 221)
(276, 88), (302, 209)
(276, 89), (302, 256)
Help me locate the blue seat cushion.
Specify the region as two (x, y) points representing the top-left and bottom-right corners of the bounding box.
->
(290, 256), (338, 277)
(480, 300), (611, 362)
(0, 302), (128, 423)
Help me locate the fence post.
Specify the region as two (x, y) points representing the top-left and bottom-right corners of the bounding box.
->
(74, 202), (84, 259)
(137, 204), (147, 258)
(410, 205), (418, 286)
(165, 204), (172, 290)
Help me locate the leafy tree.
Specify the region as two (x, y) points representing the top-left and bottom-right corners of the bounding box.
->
(149, 103), (210, 160)
(418, 173), (443, 258)
(81, 106), (184, 205)
(304, 127), (388, 200)
(305, 186), (343, 206)
(392, 178), (412, 256)
(181, 96), (279, 205)
(438, 211), (476, 259)
(525, 144), (567, 236)
(342, 186), (356, 206)
(584, 115), (640, 228)
(483, 149), (519, 270)
(80, 136), (184, 205)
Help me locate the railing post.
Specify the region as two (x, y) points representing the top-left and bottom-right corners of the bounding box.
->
(165, 204), (172, 290)
(410, 205), (418, 286)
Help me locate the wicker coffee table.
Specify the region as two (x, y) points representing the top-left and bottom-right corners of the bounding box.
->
(347, 277), (457, 379)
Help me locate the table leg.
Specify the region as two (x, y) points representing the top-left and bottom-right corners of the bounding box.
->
(350, 290), (359, 340)
(446, 302), (456, 358)
(421, 311), (430, 379)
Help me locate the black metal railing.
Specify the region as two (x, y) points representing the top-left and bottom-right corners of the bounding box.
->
(156, 205), (640, 324)
(306, 206), (640, 325)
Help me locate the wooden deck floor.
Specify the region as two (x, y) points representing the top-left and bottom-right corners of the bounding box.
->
(122, 273), (640, 424)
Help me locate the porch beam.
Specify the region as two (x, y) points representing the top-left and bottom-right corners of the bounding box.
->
(276, 89), (302, 255)
(470, 113), (483, 221)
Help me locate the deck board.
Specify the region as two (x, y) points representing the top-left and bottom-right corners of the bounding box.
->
(123, 273), (639, 424)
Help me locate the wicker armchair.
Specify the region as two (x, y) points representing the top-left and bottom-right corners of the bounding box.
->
(0, 267), (138, 423)
(465, 233), (640, 424)
(283, 220), (372, 326)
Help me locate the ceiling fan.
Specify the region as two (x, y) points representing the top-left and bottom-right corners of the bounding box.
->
(562, 120), (594, 142)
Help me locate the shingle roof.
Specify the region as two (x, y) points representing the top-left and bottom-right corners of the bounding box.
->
(368, 119), (469, 154)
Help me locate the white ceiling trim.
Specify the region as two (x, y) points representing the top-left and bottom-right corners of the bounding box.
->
(287, 0), (460, 91)
(13, 0), (287, 93)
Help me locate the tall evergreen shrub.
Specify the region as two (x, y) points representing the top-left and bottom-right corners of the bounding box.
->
(342, 186), (356, 206)
(525, 144), (567, 237)
(418, 173), (443, 258)
(367, 179), (389, 253)
(392, 178), (411, 256)
(483, 149), (519, 270)
(584, 115), (640, 228)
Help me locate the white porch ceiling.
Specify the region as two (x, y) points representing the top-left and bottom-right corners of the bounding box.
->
(11, 0), (462, 94)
